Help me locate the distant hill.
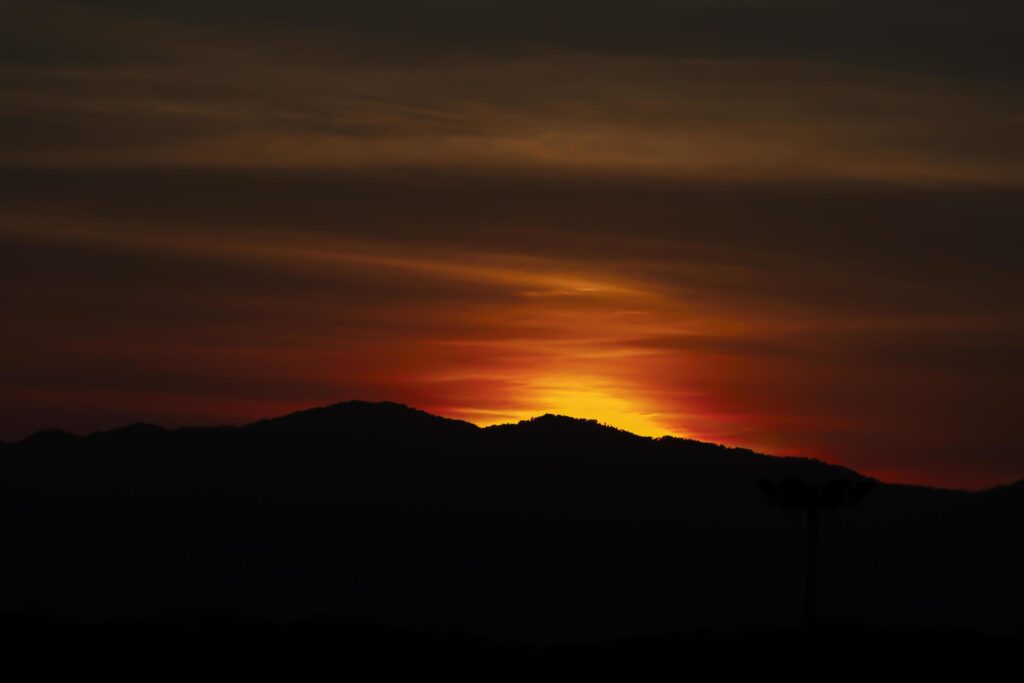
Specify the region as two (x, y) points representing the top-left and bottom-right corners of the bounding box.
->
(1, 401), (1021, 643)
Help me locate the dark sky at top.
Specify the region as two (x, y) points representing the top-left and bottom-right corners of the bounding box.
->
(2, 1), (1023, 488)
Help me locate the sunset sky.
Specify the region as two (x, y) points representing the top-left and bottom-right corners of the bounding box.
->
(2, 1), (1023, 488)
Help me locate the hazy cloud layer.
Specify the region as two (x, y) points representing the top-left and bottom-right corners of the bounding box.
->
(4, 1), (1024, 181)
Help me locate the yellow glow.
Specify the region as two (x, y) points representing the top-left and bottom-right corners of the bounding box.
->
(477, 376), (676, 437)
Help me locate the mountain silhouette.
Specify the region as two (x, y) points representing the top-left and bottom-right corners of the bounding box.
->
(1, 401), (1022, 678)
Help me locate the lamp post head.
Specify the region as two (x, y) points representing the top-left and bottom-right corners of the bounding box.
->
(757, 478), (875, 510)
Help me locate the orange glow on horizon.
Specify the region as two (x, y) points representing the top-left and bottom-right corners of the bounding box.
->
(2, 205), (1021, 490)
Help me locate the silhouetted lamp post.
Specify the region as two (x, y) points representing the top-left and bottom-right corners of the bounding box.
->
(757, 478), (874, 628)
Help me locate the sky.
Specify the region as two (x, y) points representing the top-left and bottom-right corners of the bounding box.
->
(2, 1), (1023, 488)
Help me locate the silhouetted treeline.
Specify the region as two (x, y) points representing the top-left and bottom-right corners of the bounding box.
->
(1, 402), (1022, 658)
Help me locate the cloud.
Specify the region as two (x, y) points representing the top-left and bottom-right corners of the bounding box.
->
(3, 2), (1023, 183)
(18, 2), (1024, 78)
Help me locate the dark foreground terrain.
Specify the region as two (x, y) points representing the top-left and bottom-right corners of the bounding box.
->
(3, 614), (1023, 680)
(2, 402), (1022, 677)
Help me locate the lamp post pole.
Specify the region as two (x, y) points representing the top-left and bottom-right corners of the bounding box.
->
(802, 504), (821, 628)
(757, 477), (874, 629)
